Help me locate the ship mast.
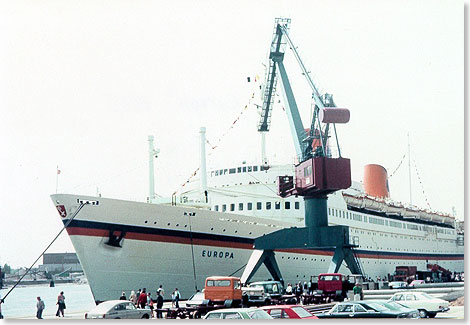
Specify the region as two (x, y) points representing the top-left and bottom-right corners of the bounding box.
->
(148, 135), (160, 203)
(408, 132), (412, 205)
(199, 127), (208, 203)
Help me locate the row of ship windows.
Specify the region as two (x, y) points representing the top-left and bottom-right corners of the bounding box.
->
(330, 208), (455, 235)
(214, 201), (300, 212)
(142, 218), (456, 246)
(351, 229), (456, 244)
(210, 165), (269, 177)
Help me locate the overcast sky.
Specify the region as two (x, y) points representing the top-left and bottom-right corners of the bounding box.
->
(0, 0), (464, 268)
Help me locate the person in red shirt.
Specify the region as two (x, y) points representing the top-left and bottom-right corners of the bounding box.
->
(137, 288), (147, 309)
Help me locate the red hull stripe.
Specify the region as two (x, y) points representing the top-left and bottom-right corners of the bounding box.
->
(66, 226), (463, 261)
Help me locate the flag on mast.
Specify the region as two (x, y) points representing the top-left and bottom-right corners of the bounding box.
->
(56, 166), (60, 193)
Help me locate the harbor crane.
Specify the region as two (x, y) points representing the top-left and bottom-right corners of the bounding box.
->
(242, 18), (362, 285)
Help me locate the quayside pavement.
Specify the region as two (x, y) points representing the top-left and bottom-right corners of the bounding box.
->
(15, 303), (464, 320)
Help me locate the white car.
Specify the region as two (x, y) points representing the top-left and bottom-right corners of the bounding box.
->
(203, 308), (273, 319)
(85, 300), (152, 319)
(185, 291), (205, 307)
(388, 281), (407, 289)
(388, 291), (449, 318)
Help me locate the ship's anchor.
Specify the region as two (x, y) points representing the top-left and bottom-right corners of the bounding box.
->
(105, 229), (126, 247)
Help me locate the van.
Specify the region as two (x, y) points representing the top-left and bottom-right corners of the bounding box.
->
(204, 276), (242, 307)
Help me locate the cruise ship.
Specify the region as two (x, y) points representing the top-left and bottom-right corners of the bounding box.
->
(51, 19), (464, 303)
(51, 158), (464, 303)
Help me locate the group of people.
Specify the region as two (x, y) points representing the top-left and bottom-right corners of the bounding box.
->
(34, 291), (65, 319)
(120, 285), (181, 318)
(285, 282), (311, 303)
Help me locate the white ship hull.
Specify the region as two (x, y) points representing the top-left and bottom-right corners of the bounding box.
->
(51, 191), (464, 303)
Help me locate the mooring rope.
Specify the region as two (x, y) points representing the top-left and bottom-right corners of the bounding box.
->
(1, 202), (87, 302)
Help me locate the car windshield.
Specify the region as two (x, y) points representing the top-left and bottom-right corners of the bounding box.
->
(364, 303), (388, 312)
(291, 307), (313, 318)
(247, 310), (273, 319)
(90, 302), (116, 314)
(319, 275), (340, 281)
(378, 301), (407, 311)
(189, 292), (204, 301)
(419, 293), (434, 300)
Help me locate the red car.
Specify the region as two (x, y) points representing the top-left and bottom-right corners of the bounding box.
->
(259, 305), (319, 319)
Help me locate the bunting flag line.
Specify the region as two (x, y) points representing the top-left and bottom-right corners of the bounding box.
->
(413, 158), (432, 210)
(173, 88), (258, 195)
(388, 153), (406, 178)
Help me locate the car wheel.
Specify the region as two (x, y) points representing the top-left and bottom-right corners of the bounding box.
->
(141, 314), (150, 319)
(418, 310), (428, 318)
(428, 312), (437, 318)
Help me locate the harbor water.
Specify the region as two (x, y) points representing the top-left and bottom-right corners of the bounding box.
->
(0, 283), (95, 318)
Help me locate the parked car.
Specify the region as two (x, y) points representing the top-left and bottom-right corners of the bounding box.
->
(372, 300), (420, 318)
(85, 300), (151, 319)
(388, 281), (408, 289)
(259, 305), (319, 319)
(242, 286), (265, 306)
(388, 291), (449, 318)
(203, 308), (273, 319)
(408, 280), (425, 287)
(317, 300), (419, 318)
(185, 291), (205, 307)
(248, 280), (284, 303)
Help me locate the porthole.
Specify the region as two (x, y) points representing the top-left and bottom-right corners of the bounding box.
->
(223, 229), (226, 232)
(153, 221), (157, 224)
(235, 230), (238, 233)
(176, 224), (179, 227)
(211, 227), (214, 231)
(144, 220), (148, 223)
(184, 225), (187, 228)
(249, 232), (252, 235)
(167, 223), (170, 226)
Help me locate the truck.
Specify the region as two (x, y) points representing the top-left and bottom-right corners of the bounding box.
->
(203, 276), (242, 307)
(393, 266), (417, 282)
(303, 273), (347, 304)
(394, 265), (452, 284)
(163, 276), (242, 319)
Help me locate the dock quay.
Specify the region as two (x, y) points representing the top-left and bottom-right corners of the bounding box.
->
(12, 283), (464, 320)
(16, 303), (464, 320)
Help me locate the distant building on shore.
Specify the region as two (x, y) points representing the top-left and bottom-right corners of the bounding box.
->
(38, 253), (82, 274)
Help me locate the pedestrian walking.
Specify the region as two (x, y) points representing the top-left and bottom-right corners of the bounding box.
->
(156, 291), (164, 318)
(341, 276), (350, 301)
(56, 291), (65, 317)
(129, 290), (137, 304)
(36, 296), (45, 319)
(157, 285), (164, 297)
(0, 293), (4, 319)
(353, 282), (362, 301)
(147, 293), (154, 317)
(285, 283), (293, 294)
(119, 291), (127, 300)
(137, 288), (147, 309)
(172, 288), (180, 308)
